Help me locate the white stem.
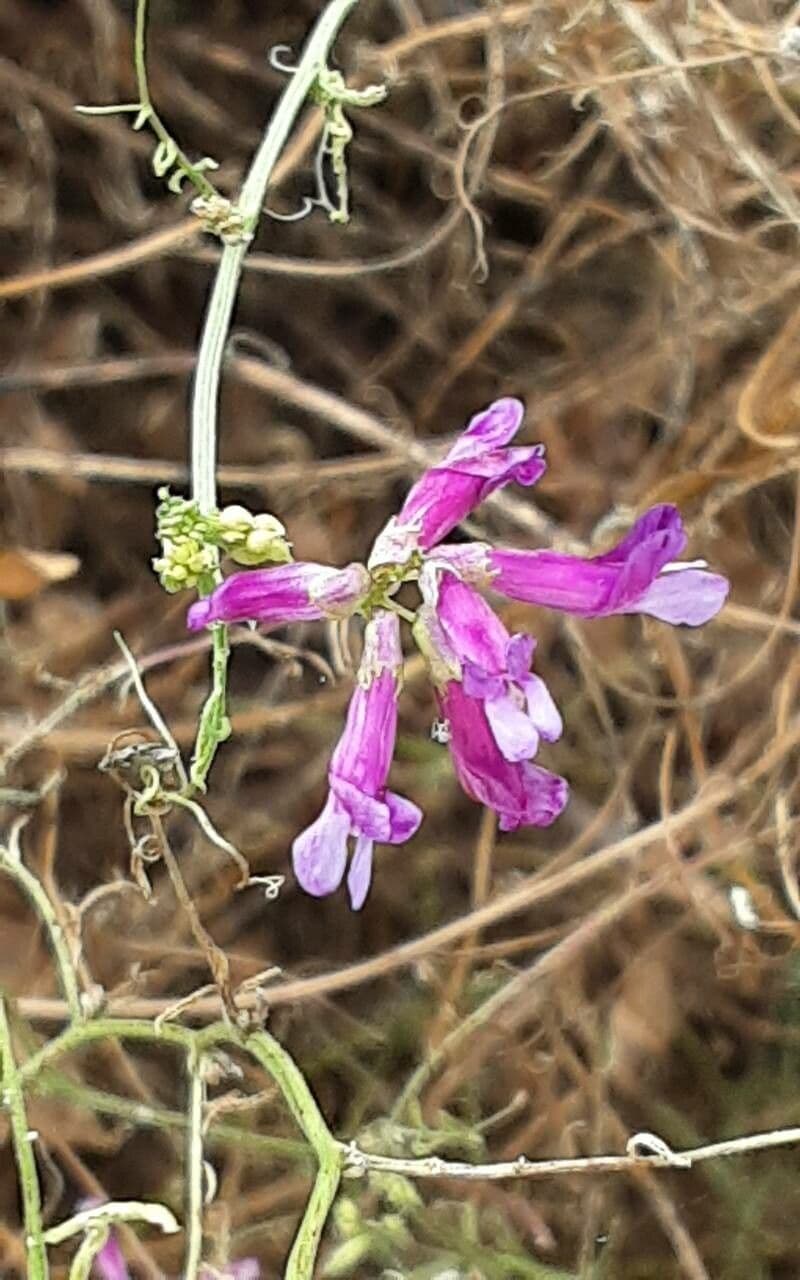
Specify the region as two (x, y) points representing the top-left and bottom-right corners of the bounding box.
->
(190, 0), (361, 513)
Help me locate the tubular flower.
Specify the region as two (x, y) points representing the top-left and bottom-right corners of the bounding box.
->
(292, 611), (422, 910)
(434, 504), (729, 626)
(187, 561), (370, 630)
(432, 570), (562, 763)
(415, 568), (568, 833)
(368, 397), (546, 569)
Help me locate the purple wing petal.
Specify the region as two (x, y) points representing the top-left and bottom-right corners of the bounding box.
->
(593, 505), (686, 567)
(462, 661), (505, 701)
(630, 568), (729, 625)
(498, 761), (569, 831)
(292, 794), (350, 897)
(446, 398), (526, 460)
(330, 776), (393, 840)
(346, 836), (374, 911)
(485, 692), (540, 762)
(522, 673), (563, 742)
(384, 790), (424, 842)
(505, 632), (536, 680)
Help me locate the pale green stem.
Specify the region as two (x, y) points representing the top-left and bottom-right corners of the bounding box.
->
(133, 0), (218, 198)
(19, 1018), (343, 1277)
(189, 618), (230, 792)
(246, 1030), (343, 1280)
(0, 997), (49, 1280)
(188, 0), (362, 786)
(0, 838), (83, 1024)
(32, 1070), (308, 1163)
(190, 0), (362, 511)
(184, 1046), (206, 1278)
(18, 1018), (230, 1084)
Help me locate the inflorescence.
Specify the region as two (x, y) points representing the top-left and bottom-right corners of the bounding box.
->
(170, 399), (729, 910)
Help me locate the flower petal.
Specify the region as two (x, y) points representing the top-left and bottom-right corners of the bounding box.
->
(384, 790), (423, 842)
(498, 761), (569, 831)
(346, 836), (374, 911)
(505, 632), (536, 680)
(292, 794), (350, 897)
(368, 400), (546, 566)
(435, 573), (510, 672)
(522, 673), (563, 742)
(593, 504), (686, 568)
(485, 691), (540, 762)
(330, 671), (398, 795)
(442, 683), (568, 830)
(187, 562), (369, 629)
(629, 567), (729, 625)
(462, 660), (505, 701)
(447, 397), (526, 458)
(486, 505), (717, 620)
(330, 776), (393, 840)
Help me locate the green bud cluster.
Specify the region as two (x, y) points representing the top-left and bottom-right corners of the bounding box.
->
(153, 489), (292, 593)
(215, 504), (292, 566)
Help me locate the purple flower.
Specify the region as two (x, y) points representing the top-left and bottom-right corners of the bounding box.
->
(368, 398), (545, 569)
(187, 561), (370, 630)
(415, 569), (568, 832)
(292, 611), (422, 909)
(435, 505), (729, 626)
(433, 571), (562, 763)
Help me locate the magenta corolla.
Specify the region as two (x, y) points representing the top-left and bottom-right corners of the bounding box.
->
(186, 401), (729, 907)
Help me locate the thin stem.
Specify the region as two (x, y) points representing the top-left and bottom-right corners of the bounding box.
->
(0, 997), (48, 1280)
(190, 0), (362, 512)
(188, 0), (362, 785)
(154, 815), (234, 1015)
(32, 1070), (309, 1163)
(246, 1030), (343, 1280)
(67, 1226), (107, 1280)
(184, 1047), (206, 1278)
(133, 0), (218, 198)
(189, 622), (230, 792)
(341, 1125), (800, 1181)
(18, 1017), (232, 1085)
(0, 831), (83, 1024)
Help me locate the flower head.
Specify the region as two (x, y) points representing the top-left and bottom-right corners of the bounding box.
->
(181, 394), (730, 908)
(435, 504), (729, 626)
(187, 561), (370, 630)
(292, 611), (422, 909)
(368, 398), (545, 569)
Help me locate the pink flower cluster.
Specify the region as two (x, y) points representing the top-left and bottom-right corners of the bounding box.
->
(187, 399), (729, 909)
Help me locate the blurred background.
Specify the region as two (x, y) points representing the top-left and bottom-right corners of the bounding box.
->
(1, 0), (800, 1275)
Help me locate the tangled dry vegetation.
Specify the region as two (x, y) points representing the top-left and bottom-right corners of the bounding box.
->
(2, 0), (800, 1275)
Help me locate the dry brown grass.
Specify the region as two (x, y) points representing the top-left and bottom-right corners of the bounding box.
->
(2, 0), (800, 1275)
